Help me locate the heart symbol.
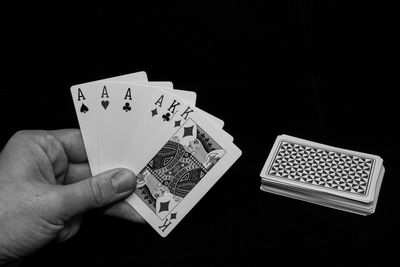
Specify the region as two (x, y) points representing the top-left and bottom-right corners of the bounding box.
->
(101, 100), (109, 110)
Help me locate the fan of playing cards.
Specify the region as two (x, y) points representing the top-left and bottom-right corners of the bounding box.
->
(71, 71), (241, 237)
(260, 135), (385, 215)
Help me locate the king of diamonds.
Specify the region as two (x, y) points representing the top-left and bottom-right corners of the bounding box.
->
(134, 119), (226, 228)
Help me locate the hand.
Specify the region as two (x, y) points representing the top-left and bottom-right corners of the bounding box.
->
(0, 129), (143, 264)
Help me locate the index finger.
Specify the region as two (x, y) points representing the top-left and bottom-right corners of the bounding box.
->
(50, 129), (88, 163)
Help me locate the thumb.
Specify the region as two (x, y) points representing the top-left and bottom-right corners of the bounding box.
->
(58, 168), (137, 219)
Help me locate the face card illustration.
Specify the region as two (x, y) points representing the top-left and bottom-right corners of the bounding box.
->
(259, 135), (383, 203)
(138, 120), (226, 218)
(126, 113), (241, 237)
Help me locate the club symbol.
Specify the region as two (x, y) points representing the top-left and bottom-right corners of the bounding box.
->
(80, 103), (89, 113)
(162, 113), (171, 121)
(123, 102), (131, 112)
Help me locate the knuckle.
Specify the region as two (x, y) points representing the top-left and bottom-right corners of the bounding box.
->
(40, 131), (57, 146)
(9, 130), (39, 149)
(64, 129), (81, 151)
(69, 129), (82, 140)
(12, 130), (33, 141)
(12, 130), (54, 145)
(33, 131), (63, 154)
(88, 178), (106, 207)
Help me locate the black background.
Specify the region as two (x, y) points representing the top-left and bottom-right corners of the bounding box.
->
(2, 1), (400, 266)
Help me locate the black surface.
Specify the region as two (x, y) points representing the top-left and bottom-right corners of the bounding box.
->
(2, 1), (400, 266)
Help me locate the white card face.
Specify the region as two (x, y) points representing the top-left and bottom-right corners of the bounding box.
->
(71, 72), (148, 174)
(95, 82), (176, 173)
(72, 76), (226, 175)
(74, 82), (173, 174)
(87, 81), (197, 173)
(260, 134), (383, 203)
(70, 86), (99, 173)
(199, 109), (224, 128)
(196, 107), (232, 141)
(123, 89), (181, 170)
(90, 83), (172, 173)
(119, 87), (198, 170)
(125, 100), (241, 237)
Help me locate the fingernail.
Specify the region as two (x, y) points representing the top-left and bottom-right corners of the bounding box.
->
(111, 169), (136, 194)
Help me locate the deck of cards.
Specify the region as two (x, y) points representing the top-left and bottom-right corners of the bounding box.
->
(71, 71), (241, 237)
(260, 135), (385, 215)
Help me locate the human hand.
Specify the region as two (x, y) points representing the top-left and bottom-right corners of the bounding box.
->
(0, 129), (143, 264)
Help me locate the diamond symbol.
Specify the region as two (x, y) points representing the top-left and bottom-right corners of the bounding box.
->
(174, 120), (181, 127)
(151, 108), (158, 117)
(170, 212), (177, 220)
(183, 125), (194, 137)
(159, 200), (170, 213)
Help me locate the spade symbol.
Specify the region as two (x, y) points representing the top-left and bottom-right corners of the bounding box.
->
(101, 100), (109, 110)
(80, 103), (89, 113)
(123, 102), (131, 112)
(162, 113), (171, 121)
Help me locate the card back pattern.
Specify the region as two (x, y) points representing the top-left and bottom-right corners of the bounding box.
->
(266, 140), (374, 195)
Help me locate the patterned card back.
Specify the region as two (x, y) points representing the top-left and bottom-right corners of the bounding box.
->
(267, 141), (374, 195)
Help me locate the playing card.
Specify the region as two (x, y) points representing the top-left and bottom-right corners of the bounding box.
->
(120, 85), (232, 172)
(71, 71), (241, 237)
(88, 81), (197, 173)
(126, 87), (232, 172)
(71, 72), (148, 174)
(125, 106), (241, 237)
(73, 74), (227, 175)
(72, 71), (185, 174)
(261, 164), (385, 215)
(200, 109), (225, 129)
(71, 86), (96, 171)
(260, 135), (383, 203)
(260, 184), (373, 215)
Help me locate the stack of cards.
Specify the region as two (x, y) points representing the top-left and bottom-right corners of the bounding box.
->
(260, 135), (385, 215)
(71, 71), (241, 236)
